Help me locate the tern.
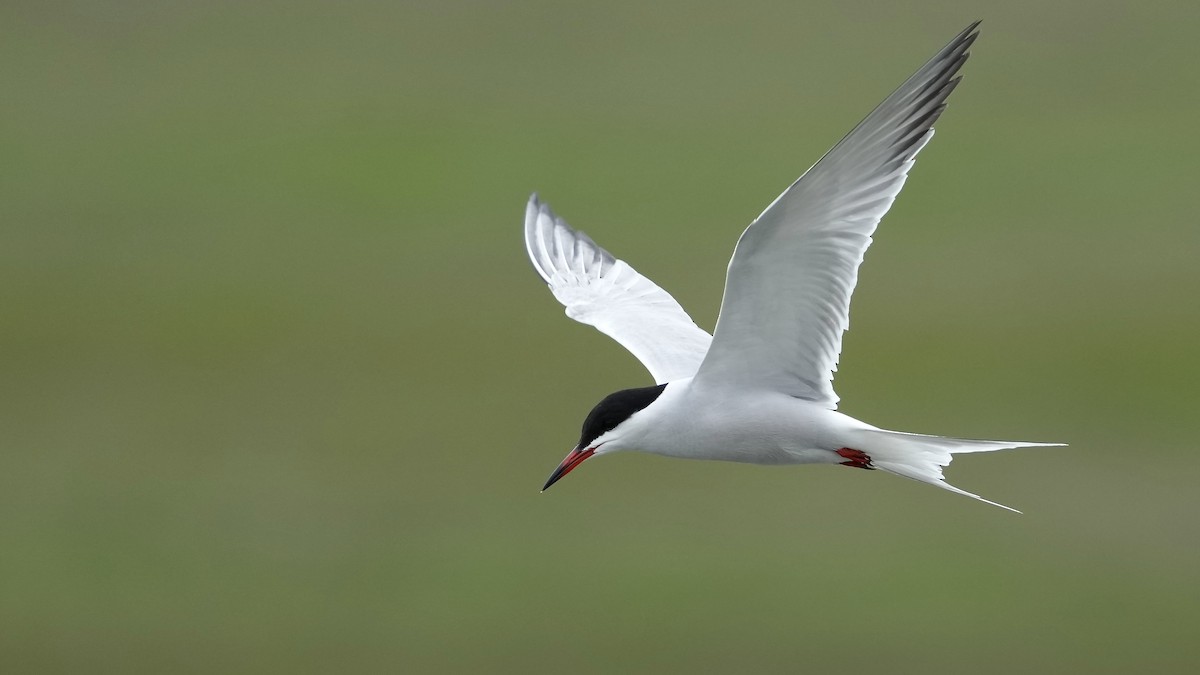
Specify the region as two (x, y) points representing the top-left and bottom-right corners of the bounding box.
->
(524, 22), (1061, 512)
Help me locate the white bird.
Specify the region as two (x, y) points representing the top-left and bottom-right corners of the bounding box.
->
(524, 22), (1061, 512)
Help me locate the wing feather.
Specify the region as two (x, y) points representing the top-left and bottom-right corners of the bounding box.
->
(694, 22), (980, 407)
(524, 195), (712, 384)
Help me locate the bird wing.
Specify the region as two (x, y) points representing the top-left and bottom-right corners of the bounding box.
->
(524, 194), (713, 384)
(693, 22), (980, 408)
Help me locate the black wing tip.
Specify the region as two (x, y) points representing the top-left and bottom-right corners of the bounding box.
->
(959, 20), (982, 40)
(956, 22), (982, 55)
(948, 21), (981, 54)
(916, 24), (981, 108)
(937, 22), (980, 66)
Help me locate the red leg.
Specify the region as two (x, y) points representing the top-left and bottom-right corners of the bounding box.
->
(836, 447), (875, 470)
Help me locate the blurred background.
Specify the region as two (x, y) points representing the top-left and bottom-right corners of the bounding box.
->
(2, 1), (1197, 672)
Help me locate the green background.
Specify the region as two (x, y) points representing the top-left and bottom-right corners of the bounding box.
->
(3, 1), (1197, 672)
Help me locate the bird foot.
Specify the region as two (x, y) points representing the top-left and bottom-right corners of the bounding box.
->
(836, 447), (875, 470)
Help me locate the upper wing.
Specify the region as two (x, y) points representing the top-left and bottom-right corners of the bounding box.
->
(524, 194), (712, 384)
(693, 22), (980, 408)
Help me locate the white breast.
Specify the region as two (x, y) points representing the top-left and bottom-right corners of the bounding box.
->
(610, 378), (871, 465)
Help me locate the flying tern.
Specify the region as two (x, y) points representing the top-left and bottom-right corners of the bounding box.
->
(524, 22), (1061, 511)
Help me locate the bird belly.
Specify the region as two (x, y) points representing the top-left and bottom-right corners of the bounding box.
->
(628, 382), (864, 466)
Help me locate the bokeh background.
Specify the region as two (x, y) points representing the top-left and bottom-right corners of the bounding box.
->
(3, 1), (1198, 672)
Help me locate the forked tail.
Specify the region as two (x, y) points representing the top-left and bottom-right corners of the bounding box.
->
(856, 429), (1065, 513)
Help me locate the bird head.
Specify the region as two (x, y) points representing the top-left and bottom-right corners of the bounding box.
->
(541, 383), (667, 491)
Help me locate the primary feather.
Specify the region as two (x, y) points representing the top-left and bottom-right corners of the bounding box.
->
(695, 22), (980, 407)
